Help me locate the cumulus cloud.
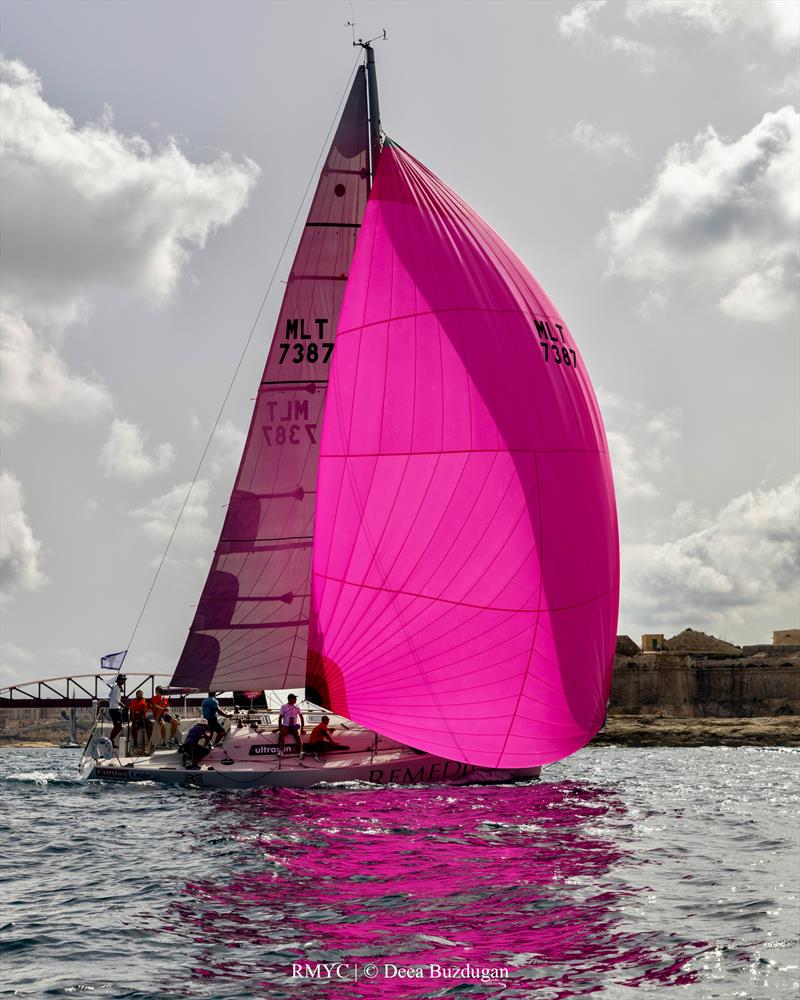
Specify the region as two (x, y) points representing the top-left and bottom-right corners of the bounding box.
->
(130, 480), (213, 549)
(0, 312), (112, 434)
(0, 57), (260, 326)
(770, 68), (800, 100)
(598, 389), (682, 500)
(0, 640), (37, 686)
(0, 56), (260, 432)
(606, 431), (658, 500)
(558, 0), (608, 38)
(0, 641), (34, 663)
(0, 470), (48, 600)
(559, 0), (797, 73)
(602, 107), (800, 322)
(626, 0), (800, 53)
(568, 121), (637, 159)
(557, 0), (657, 71)
(622, 476), (800, 631)
(99, 418), (175, 482)
(208, 419), (246, 480)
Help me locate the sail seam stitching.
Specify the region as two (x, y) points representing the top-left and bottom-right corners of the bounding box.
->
(313, 571), (615, 616)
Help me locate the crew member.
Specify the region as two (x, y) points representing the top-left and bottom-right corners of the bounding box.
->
(150, 686), (167, 749)
(161, 691), (181, 746)
(182, 723), (213, 769)
(306, 715), (347, 762)
(107, 674), (127, 750)
(279, 694), (305, 759)
(151, 686), (180, 748)
(128, 689), (150, 753)
(201, 691), (230, 747)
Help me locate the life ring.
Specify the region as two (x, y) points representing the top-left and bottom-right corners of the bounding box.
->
(90, 736), (114, 761)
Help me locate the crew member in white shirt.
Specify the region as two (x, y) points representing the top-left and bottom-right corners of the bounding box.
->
(278, 694), (305, 759)
(107, 675), (126, 749)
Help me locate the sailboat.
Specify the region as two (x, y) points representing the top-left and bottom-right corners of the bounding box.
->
(82, 42), (619, 789)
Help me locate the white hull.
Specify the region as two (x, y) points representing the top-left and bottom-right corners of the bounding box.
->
(84, 753), (540, 789)
(82, 718), (540, 789)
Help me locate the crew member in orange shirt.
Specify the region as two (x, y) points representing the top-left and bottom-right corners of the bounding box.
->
(306, 716), (347, 762)
(150, 687), (179, 748)
(128, 690), (150, 754)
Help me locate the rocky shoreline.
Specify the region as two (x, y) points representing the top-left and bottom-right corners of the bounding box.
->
(593, 716), (799, 747)
(2, 718), (799, 751)
(0, 740), (63, 748)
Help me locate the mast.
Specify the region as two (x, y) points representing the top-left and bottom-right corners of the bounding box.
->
(361, 41), (382, 187)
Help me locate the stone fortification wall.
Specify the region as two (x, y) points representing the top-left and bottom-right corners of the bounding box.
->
(742, 644), (800, 657)
(609, 655), (800, 718)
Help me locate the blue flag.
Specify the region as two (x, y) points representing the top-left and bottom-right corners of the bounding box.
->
(100, 650), (127, 672)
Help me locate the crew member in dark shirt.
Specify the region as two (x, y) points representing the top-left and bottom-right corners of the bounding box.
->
(183, 723), (213, 769)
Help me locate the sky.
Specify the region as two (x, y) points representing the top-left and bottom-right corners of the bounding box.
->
(1, 0), (798, 688)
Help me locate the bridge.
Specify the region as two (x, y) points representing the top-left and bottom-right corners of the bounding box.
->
(0, 673), (172, 709)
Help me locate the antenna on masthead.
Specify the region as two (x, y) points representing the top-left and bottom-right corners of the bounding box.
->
(353, 31), (386, 188)
(345, 3), (357, 46)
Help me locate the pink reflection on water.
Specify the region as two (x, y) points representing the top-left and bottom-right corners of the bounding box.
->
(166, 782), (707, 998)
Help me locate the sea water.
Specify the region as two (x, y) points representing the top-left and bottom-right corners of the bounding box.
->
(0, 746), (797, 999)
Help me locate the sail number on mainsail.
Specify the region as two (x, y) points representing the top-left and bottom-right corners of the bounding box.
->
(279, 317), (335, 365)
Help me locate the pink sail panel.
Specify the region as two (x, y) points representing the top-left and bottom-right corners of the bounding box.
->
(308, 142), (619, 768)
(172, 69), (370, 692)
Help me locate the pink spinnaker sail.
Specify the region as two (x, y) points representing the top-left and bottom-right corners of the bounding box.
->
(308, 143), (619, 768)
(172, 69), (370, 692)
